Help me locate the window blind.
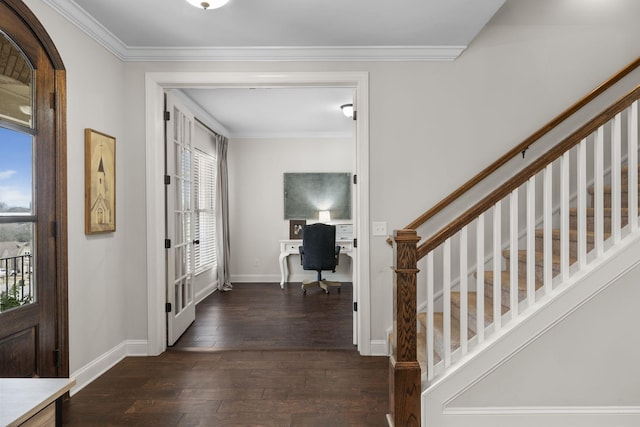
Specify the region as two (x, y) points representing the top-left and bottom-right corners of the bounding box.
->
(193, 148), (217, 273)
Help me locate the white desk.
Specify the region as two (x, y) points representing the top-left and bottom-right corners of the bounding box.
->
(279, 239), (353, 288)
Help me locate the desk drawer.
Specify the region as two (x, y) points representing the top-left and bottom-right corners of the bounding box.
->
(335, 224), (353, 240)
(284, 243), (301, 253)
(337, 242), (353, 252)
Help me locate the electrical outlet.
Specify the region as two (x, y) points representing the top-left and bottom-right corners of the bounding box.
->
(372, 221), (387, 236)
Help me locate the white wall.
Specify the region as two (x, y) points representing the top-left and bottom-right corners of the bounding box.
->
(228, 137), (353, 283)
(22, 0), (640, 383)
(21, 0), (135, 377)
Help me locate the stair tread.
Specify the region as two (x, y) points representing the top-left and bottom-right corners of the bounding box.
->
(502, 249), (577, 265)
(482, 270), (539, 291)
(451, 291), (508, 320)
(419, 312), (475, 338)
(588, 184), (640, 194)
(569, 207), (638, 215)
(534, 228), (607, 239)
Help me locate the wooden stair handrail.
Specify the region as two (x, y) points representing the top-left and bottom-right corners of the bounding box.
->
(417, 84), (640, 259)
(405, 56), (640, 232)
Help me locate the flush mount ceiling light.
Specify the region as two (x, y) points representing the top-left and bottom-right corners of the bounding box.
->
(340, 103), (354, 118)
(185, 0), (230, 10)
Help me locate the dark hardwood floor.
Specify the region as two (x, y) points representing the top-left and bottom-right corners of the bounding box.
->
(63, 283), (389, 426)
(174, 282), (354, 350)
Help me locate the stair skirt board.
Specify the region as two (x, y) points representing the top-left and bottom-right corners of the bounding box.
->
(422, 228), (640, 426)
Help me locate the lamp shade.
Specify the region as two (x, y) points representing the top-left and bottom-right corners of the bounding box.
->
(185, 0), (230, 9)
(318, 211), (331, 223)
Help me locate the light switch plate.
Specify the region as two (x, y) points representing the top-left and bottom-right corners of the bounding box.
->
(372, 221), (387, 236)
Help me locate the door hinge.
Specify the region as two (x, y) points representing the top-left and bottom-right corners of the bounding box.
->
(50, 92), (57, 109)
(353, 238), (357, 248)
(353, 174), (357, 184)
(52, 221), (57, 238)
(165, 303), (172, 313)
(164, 110), (170, 121)
(53, 349), (60, 367)
(353, 302), (358, 312)
(164, 175), (171, 185)
(352, 110), (357, 121)
(165, 239), (171, 249)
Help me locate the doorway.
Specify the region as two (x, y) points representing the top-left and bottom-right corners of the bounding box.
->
(145, 71), (370, 356)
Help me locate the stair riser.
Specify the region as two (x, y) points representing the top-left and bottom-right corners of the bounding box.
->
(512, 257), (561, 282)
(620, 167), (640, 184)
(450, 300), (493, 335)
(592, 189), (639, 209)
(484, 282), (526, 308)
(569, 212), (628, 234)
(535, 234), (595, 258)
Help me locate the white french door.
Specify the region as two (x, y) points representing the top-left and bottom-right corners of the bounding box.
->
(165, 93), (196, 345)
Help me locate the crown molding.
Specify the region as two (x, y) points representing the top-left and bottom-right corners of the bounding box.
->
(230, 131), (354, 140)
(42, 0), (129, 59)
(42, 0), (466, 62)
(122, 46), (466, 62)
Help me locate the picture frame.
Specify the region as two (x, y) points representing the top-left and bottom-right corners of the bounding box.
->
(289, 219), (306, 240)
(85, 128), (116, 234)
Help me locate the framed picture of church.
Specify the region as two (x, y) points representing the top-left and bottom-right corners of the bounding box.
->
(85, 128), (116, 234)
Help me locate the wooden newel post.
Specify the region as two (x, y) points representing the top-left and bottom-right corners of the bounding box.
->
(387, 229), (421, 427)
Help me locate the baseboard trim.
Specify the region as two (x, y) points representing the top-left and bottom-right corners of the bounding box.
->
(195, 283), (216, 304)
(445, 406), (640, 415)
(231, 274), (353, 283)
(369, 339), (389, 356)
(69, 340), (148, 396)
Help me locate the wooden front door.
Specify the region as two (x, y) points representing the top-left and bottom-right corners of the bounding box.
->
(0, 0), (67, 378)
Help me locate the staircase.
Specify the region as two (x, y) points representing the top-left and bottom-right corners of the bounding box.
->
(387, 57), (640, 427)
(418, 167), (640, 375)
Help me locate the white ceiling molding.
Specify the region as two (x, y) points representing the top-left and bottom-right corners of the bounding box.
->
(42, 0), (466, 62)
(230, 131), (354, 140)
(41, 0), (129, 60)
(122, 46), (467, 62)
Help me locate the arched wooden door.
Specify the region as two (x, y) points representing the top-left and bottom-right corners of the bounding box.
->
(0, 0), (68, 378)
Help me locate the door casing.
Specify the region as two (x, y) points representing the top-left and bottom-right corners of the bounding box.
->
(145, 71), (370, 355)
(0, 0), (68, 378)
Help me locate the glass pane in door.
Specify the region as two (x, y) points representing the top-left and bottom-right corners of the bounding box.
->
(0, 222), (34, 312)
(0, 31), (33, 128)
(0, 127), (33, 214)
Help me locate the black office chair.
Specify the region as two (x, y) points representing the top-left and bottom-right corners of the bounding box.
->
(299, 223), (341, 294)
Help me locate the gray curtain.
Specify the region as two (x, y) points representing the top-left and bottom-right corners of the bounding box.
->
(216, 135), (232, 291)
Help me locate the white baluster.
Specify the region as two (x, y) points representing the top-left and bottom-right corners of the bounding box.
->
(443, 238), (451, 367)
(426, 251), (435, 381)
(509, 189), (518, 317)
(560, 152), (570, 281)
(526, 176), (536, 306)
(612, 112), (622, 244)
(493, 201), (502, 330)
(459, 227), (468, 355)
(577, 139), (587, 269)
(595, 126), (604, 256)
(543, 163), (553, 294)
(629, 101), (639, 232)
(476, 214), (485, 344)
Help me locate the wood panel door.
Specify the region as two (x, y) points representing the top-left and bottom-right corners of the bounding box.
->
(0, 0), (67, 378)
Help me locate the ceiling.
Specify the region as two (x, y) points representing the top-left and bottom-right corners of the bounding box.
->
(42, 0), (506, 61)
(41, 0), (506, 138)
(180, 87), (356, 139)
